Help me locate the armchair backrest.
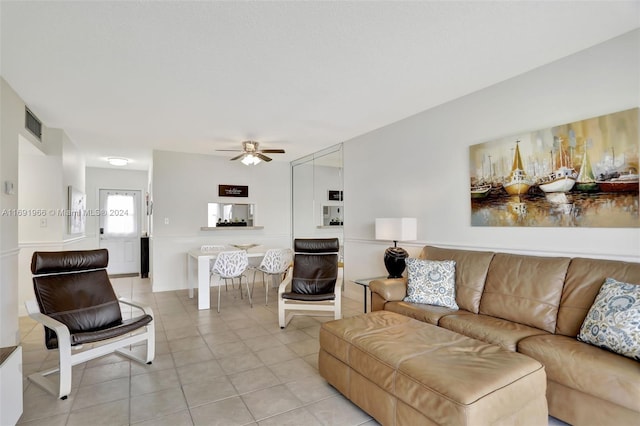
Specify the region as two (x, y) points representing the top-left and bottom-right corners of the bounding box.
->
(31, 249), (122, 349)
(291, 238), (339, 295)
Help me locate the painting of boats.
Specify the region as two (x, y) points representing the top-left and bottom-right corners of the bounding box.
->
(503, 141), (533, 196)
(469, 107), (639, 227)
(575, 141), (599, 192)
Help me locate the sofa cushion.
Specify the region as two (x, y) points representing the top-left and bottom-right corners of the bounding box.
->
(577, 277), (640, 360)
(518, 334), (640, 413)
(557, 257), (640, 337)
(420, 246), (494, 313)
(479, 253), (570, 333)
(384, 301), (471, 325)
(404, 258), (458, 309)
(439, 313), (549, 351)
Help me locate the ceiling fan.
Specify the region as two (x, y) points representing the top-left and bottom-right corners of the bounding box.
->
(216, 141), (285, 165)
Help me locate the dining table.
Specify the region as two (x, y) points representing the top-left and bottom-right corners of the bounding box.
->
(186, 246), (265, 310)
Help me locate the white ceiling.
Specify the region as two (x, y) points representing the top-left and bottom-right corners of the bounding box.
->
(2, 1), (639, 171)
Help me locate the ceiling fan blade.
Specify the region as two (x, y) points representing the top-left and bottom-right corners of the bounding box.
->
(259, 149), (285, 154)
(215, 149), (243, 152)
(255, 153), (272, 162)
(230, 153), (246, 161)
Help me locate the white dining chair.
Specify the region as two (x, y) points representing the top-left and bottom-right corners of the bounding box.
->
(211, 250), (251, 313)
(252, 248), (293, 305)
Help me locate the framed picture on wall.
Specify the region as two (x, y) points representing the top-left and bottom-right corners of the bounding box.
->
(68, 186), (86, 234)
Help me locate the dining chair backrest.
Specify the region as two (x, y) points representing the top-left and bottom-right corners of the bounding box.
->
(259, 248), (293, 274)
(211, 250), (248, 279)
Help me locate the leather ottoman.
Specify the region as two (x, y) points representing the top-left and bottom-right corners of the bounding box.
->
(319, 311), (547, 425)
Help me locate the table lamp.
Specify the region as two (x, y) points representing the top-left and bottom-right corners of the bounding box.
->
(375, 218), (417, 278)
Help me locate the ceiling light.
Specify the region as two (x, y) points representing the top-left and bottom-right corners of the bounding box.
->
(108, 157), (128, 166)
(241, 154), (261, 166)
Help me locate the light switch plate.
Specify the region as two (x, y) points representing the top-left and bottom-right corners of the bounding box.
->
(4, 180), (15, 195)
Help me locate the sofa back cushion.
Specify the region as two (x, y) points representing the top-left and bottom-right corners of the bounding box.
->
(419, 246), (494, 313)
(557, 257), (640, 337)
(479, 253), (570, 333)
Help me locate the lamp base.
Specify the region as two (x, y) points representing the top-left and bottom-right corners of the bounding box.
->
(384, 246), (409, 279)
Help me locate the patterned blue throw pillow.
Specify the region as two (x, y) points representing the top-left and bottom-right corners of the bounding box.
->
(578, 277), (640, 360)
(403, 258), (458, 309)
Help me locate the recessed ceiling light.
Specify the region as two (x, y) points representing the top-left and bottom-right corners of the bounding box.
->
(108, 157), (128, 166)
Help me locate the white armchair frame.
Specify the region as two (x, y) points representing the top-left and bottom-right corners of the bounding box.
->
(24, 297), (155, 400)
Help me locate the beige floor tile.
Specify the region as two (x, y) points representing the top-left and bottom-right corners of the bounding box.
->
(254, 345), (299, 366)
(177, 359), (225, 385)
(228, 367), (282, 394)
(287, 337), (321, 357)
(189, 396), (255, 426)
(284, 375), (339, 404)
(306, 394), (373, 426)
(268, 357), (317, 383)
(80, 360), (130, 386)
(271, 329), (311, 344)
(131, 352), (175, 375)
(18, 388), (75, 423)
(66, 398), (129, 426)
(242, 334), (286, 352)
(241, 384), (302, 421)
(168, 335), (207, 352)
(218, 352), (264, 375)
(257, 407), (323, 426)
(131, 367), (181, 396)
(132, 409), (194, 426)
(234, 325), (272, 340)
(130, 387), (188, 424)
(17, 412), (69, 426)
(72, 377), (130, 411)
(172, 346), (215, 367)
(182, 375), (238, 407)
(164, 321), (201, 336)
(209, 340), (250, 359)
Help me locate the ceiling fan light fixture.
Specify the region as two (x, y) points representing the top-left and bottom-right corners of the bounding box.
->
(241, 154), (261, 166)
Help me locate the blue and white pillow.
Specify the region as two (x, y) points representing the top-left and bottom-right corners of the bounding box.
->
(403, 258), (458, 309)
(578, 277), (640, 360)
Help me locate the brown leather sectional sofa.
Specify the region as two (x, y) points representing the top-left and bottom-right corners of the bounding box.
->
(368, 246), (640, 426)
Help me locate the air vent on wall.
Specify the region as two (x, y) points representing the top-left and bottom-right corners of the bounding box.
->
(25, 107), (42, 141)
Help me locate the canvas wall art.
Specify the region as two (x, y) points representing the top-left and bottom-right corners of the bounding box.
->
(470, 108), (639, 227)
(68, 186), (86, 234)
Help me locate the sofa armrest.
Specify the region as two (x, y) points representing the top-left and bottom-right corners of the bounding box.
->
(369, 278), (407, 303)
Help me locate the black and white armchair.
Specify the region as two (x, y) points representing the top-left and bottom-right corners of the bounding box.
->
(278, 238), (342, 328)
(25, 249), (155, 399)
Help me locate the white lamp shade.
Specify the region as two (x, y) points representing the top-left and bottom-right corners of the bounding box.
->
(375, 218), (417, 242)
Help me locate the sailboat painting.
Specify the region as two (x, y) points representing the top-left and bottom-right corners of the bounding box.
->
(469, 108), (639, 227)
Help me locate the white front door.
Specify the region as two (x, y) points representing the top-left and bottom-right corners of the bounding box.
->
(99, 189), (141, 275)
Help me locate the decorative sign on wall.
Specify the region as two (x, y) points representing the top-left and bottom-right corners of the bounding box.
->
(328, 190), (343, 201)
(219, 184), (249, 198)
(469, 107), (639, 227)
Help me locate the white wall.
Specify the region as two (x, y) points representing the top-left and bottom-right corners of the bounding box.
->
(151, 150), (291, 292)
(0, 78), (29, 345)
(342, 29), (640, 295)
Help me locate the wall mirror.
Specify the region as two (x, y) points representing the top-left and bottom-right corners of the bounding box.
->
(291, 143), (343, 241)
(207, 203), (255, 227)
